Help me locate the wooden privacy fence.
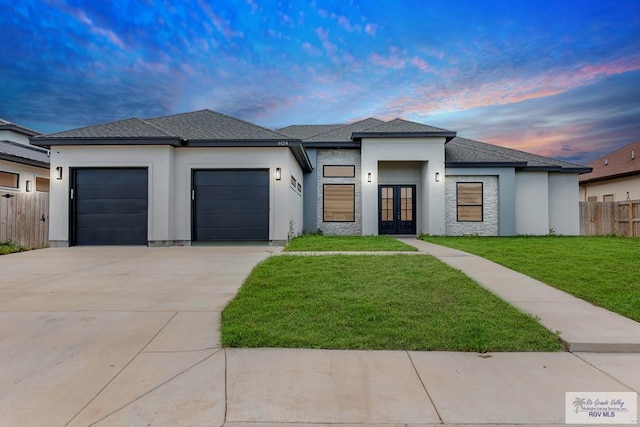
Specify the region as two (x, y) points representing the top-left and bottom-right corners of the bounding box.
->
(0, 192), (50, 248)
(580, 200), (640, 237)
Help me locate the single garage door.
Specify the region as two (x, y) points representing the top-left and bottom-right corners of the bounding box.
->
(71, 168), (148, 245)
(193, 169), (269, 241)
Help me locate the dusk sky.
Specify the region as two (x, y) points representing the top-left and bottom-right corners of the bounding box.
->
(2, 0), (639, 164)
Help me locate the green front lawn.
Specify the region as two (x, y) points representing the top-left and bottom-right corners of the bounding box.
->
(221, 255), (564, 351)
(285, 235), (418, 251)
(0, 241), (27, 255)
(421, 236), (640, 322)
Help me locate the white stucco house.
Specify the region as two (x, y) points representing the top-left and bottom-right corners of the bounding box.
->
(1, 119), (49, 194)
(31, 109), (591, 246)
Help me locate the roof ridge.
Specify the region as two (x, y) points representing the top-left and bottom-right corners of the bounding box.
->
(304, 117), (384, 141)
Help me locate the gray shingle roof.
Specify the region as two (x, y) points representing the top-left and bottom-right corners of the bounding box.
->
(37, 110), (292, 141)
(40, 118), (174, 138)
(446, 137), (590, 171)
(0, 140), (50, 167)
(277, 124), (344, 140)
(148, 109), (291, 140)
(356, 118), (451, 133)
(304, 118), (385, 142)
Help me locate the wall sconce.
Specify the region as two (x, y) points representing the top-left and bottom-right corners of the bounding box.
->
(56, 167), (63, 180)
(26, 180), (32, 192)
(275, 167), (282, 181)
(367, 172), (372, 183)
(435, 172), (440, 182)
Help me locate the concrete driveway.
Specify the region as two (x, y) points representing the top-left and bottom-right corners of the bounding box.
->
(0, 246), (275, 426)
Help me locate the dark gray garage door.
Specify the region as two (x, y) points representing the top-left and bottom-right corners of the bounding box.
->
(72, 168), (148, 246)
(193, 169), (269, 241)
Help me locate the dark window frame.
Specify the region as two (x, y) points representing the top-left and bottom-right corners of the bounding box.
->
(456, 182), (483, 222)
(323, 183), (355, 222)
(0, 171), (19, 189)
(323, 165), (355, 178)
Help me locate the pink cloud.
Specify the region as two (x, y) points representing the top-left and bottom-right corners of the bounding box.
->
(411, 57), (431, 72)
(316, 27), (329, 41)
(302, 42), (322, 56)
(370, 49), (406, 69)
(364, 23), (377, 36)
(337, 15), (361, 32)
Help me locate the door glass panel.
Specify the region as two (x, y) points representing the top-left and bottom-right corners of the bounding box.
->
(381, 187), (393, 222)
(400, 187), (413, 221)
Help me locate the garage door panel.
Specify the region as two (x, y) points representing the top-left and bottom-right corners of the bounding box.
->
(76, 199), (147, 214)
(76, 213), (148, 229)
(196, 185), (268, 200)
(75, 228), (148, 246)
(193, 169), (269, 241)
(73, 168), (148, 246)
(76, 184), (148, 199)
(195, 199), (268, 215)
(76, 169), (148, 185)
(194, 170), (268, 186)
(196, 227), (268, 241)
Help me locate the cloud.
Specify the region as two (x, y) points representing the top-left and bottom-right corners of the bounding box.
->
(364, 23), (377, 36)
(423, 70), (640, 164)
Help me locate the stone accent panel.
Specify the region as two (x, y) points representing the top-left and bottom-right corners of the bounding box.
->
(445, 175), (498, 236)
(316, 149), (362, 235)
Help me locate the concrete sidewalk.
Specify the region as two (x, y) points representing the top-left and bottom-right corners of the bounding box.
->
(398, 237), (640, 353)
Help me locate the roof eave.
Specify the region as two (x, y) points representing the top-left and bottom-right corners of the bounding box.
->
(518, 165), (593, 173)
(353, 131), (457, 140)
(30, 137), (183, 148)
(445, 161), (528, 168)
(0, 124), (41, 137)
(579, 169), (640, 184)
(0, 153), (50, 168)
(302, 141), (361, 148)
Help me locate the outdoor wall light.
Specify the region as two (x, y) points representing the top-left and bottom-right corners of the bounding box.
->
(275, 167), (282, 181)
(367, 172), (372, 183)
(26, 180), (32, 192)
(56, 167), (63, 180)
(435, 172), (440, 182)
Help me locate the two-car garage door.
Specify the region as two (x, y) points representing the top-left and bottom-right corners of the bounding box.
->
(71, 168), (269, 245)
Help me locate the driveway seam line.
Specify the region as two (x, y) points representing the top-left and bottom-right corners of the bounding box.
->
(571, 353), (637, 392)
(83, 348), (223, 427)
(224, 348), (228, 423)
(406, 351), (444, 424)
(64, 311), (179, 427)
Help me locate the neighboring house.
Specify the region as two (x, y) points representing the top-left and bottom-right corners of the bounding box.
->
(0, 119), (50, 193)
(579, 141), (640, 202)
(31, 109), (590, 246)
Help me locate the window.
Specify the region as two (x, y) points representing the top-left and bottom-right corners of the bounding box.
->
(587, 196), (597, 202)
(0, 171), (19, 188)
(297, 182), (302, 193)
(290, 175), (297, 188)
(323, 165), (355, 178)
(36, 177), (50, 193)
(457, 182), (483, 222)
(603, 194), (614, 202)
(323, 184), (355, 222)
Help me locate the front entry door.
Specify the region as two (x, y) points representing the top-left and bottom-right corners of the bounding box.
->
(378, 185), (416, 235)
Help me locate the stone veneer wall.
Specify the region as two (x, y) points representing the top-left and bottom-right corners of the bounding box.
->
(316, 149), (362, 235)
(445, 175), (499, 236)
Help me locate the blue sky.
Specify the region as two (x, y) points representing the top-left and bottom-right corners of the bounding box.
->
(2, 0), (639, 164)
